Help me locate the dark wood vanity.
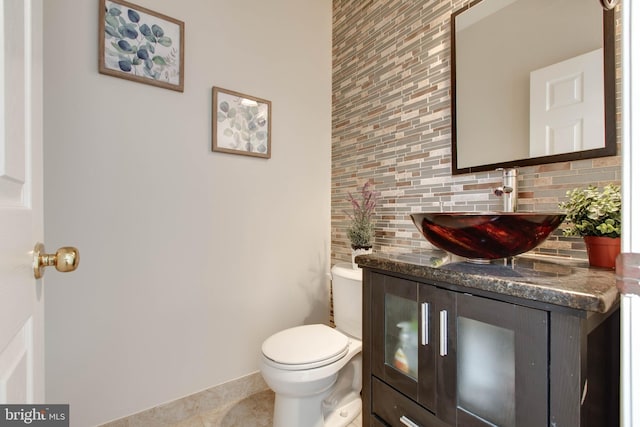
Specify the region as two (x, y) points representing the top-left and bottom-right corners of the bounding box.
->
(358, 251), (620, 427)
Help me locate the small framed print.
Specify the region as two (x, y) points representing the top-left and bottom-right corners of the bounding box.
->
(99, 0), (185, 92)
(212, 87), (271, 159)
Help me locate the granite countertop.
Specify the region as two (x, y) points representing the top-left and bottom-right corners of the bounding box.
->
(356, 250), (619, 313)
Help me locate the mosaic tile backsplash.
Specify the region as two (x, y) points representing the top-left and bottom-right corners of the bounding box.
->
(331, 0), (622, 264)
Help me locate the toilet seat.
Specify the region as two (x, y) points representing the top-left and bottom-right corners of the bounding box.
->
(262, 324), (349, 371)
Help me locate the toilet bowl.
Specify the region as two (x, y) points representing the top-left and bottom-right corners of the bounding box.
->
(260, 263), (362, 427)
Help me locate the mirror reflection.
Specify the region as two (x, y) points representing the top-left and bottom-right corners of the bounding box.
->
(451, 0), (616, 175)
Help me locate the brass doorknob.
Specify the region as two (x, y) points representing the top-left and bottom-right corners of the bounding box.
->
(33, 242), (80, 279)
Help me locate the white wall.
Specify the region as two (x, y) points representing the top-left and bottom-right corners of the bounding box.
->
(42, 1), (332, 425)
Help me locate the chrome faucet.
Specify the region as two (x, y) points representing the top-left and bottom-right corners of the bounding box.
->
(493, 168), (518, 212)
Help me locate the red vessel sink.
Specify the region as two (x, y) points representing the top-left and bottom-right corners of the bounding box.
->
(410, 212), (566, 262)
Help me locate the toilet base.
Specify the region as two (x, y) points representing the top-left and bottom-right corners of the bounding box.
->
(273, 393), (326, 427)
(270, 353), (362, 427)
(272, 392), (361, 427)
(324, 394), (361, 427)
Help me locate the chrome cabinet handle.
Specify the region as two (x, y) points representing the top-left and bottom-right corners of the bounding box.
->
(439, 309), (448, 356)
(421, 302), (429, 345)
(400, 415), (420, 427)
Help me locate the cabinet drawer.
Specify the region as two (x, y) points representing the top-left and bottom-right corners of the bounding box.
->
(372, 377), (449, 427)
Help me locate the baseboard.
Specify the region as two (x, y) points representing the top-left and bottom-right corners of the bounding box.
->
(99, 371), (268, 426)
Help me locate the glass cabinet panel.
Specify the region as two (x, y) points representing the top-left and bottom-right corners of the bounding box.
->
(451, 292), (548, 427)
(457, 317), (515, 427)
(384, 293), (418, 380)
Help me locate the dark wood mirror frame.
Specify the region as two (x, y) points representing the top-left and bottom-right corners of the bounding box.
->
(450, 2), (616, 175)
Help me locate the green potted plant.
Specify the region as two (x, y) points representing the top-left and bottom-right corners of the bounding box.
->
(346, 182), (378, 268)
(559, 184), (621, 268)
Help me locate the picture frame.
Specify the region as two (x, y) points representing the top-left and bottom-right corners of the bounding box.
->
(212, 87), (272, 159)
(99, 0), (185, 92)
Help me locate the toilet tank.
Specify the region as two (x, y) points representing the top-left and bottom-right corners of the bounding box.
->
(331, 263), (362, 340)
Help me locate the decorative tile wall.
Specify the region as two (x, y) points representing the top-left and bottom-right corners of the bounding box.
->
(331, 0), (622, 264)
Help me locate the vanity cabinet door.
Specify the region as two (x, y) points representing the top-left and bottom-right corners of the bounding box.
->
(417, 282), (451, 415)
(439, 292), (549, 427)
(371, 273), (435, 411)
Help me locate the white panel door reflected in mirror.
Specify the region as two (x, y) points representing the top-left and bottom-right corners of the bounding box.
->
(529, 49), (604, 157)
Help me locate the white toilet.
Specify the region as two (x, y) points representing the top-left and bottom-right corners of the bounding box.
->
(260, 263), (363, 427)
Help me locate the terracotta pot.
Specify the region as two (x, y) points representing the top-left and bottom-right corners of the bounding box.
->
(584, 236), (621, 269)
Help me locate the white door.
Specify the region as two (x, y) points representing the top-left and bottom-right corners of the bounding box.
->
(0, 0), (44, 403)
(529, 49), (605, 157)
(621, 1), (640, 426)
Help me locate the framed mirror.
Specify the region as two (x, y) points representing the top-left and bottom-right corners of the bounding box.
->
(451, 0), (616, 175)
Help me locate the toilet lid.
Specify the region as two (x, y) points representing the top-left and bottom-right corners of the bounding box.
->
(262, 324), (349, 369)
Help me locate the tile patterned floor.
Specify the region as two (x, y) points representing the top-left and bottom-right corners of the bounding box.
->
(175, 390), (362, 427)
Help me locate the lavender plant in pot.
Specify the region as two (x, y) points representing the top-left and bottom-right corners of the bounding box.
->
(559, 184), (621, 268)
(346, 182), (378, 269)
